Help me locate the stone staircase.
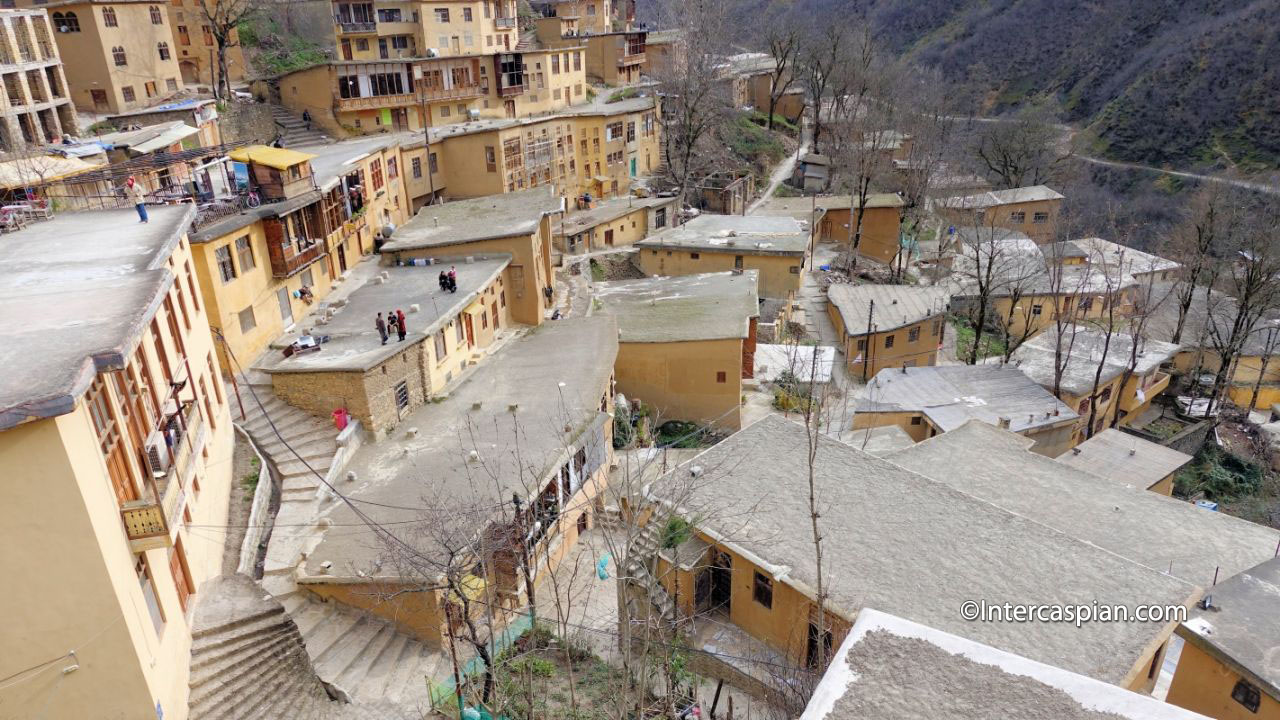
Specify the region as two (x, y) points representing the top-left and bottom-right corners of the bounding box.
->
(271, 104), (330, 147)
(284, 594), (449, 712)
(188, 575), (415, 720)
(621, 502), (678, 625)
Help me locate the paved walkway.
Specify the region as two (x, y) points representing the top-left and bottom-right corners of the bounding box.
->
(747, 118), (811, 214)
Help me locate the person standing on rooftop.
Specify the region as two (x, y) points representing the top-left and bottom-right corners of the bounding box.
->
(375, 312), (388, 345)
(126, 176), (147, 223)
(396, 309), (407, 341)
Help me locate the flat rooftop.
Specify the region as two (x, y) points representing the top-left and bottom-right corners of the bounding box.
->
(381, 186), (563, 252)
(1179, 556), (1280, 701)
(594, 271), (759, 343)
(556, 195), (674, 236)
(418, 95), (657, 145)
(663, 415), (1196, 684)
(1145, 281), (1280, 356)
(888, 421), (1280, 589)
(753, 343), (835, 384)
(637, 214), (808, 256)
(293, 134), (411, 190)
(0, 206), (194, 430)
(827, 284), (949, 335)
(750, 194), (904, 219)
(302, 316), (618, 579)
(255, 256), (511, 374)
(941, 184), (1064, 209)
(1009, 325), (1181, 396)
(860, 364), (1077, 434)
(1056, 428), (1193, 490)
(801, 609), (1210, 720)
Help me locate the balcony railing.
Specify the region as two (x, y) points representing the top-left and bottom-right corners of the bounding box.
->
(269, 238), (326, 278)
(498, 83), (525, 97)
(495, 17), (516, 28)
(619, 52), (645, 67)
(337, 20), (377, 33)
(336, 93), (418, 111)
(1123, 372), (1171, 412)
(121, 404), (205, 552)
(422, 83), (485, 102)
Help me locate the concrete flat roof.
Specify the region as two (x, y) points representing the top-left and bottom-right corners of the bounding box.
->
(381, 186), (563, 252)
(750, 194), (903, 219)
(1009, 325), (1181, 397)
(860, 365), (1077, 434)
(801, 609), (1210, 720)
(0, 206), (195, 430)
(1179, 557), (1280, 701)
(662, 415), (1196, 685)
(753, 343), (835, 384)
(255, 256), (511, 374)
(637, 214), (808, 256)
(594, 271), (759, 343)
(1145, 281), (1280, 356)
(941, 184), (1064, 209)
(301, 316), (618, 579)
(291, 134), (410, 190)
(827, 284), (950, 335)
(888, 421), (1280, 589)
(556, 195), (675, 236)
(416, 95), (657, 145)
(1056, 428), (1193, 490)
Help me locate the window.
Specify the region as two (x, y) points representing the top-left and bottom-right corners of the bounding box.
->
(202, 24), (213, 45)
(52, 11), (80, 32)
(575, 83), (583, 96)
(1033, 211), (1049, 224)
(215, 245), (236, 282)
(149, 5), (162, 23)
(690, 252), (700, 260)
(394, 381), (409, 412)
(166, 78), (178, 92)
(1031, 304), (1043, 316)
(551, 54), (560, 74)
(1079, 297), (1094, 313)
(484, 146), (496, 172)
(462, 7), (472, 21)
(910, 416), (922, 425)
(157, 41), (170, 60)
(655, 208), (667, 228)
(605, 122), (623, 141)
(112, 46), (127, 66)
(102, 6), (117, 26)
(337, 75), (360, 98)
(368, 72), (405, 96)
(1097, 386), (1112, 404)
(440, 105), (451, 118)
(136, 557), (165, 635)
(455, 320), (465, 343)
(574, 51), (582, 71)
(143, 81), (157, 98)
(355, 38), (368, 51)
(369, 159), (384, 190)
(884, 334), (895, 349)
(908, 326), (920, 342)
(411, 157), (422, 178)
(434, 329), (448, 359)
(177, 25), (189, 45)
(429, 152), (438, 174)
(121, 85), (136, 102)
(301, 268), (314, 288)
(376, 7), (401, 21)
(789, 265), (801, 274)
(433, 7), (449, 22)
(387, 157), (398, 180)
(856, 339), (866, 351)
(1231, 680), (1261, 713)
(626, 122), (636, 142)
(716, 371), (727, 383)
(734, 255), (743, 269)
(1010, 211), (1026, 223)
(237, 306), (256, 334)
(753, 571), (773, 609)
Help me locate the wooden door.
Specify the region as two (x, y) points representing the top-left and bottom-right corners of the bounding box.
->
(490, 302), (499, 330)
(337, 243), (347, 272)
(463, 313), (475, 346)
(169, 538), (194, 612)
(604, 229), (613, 246)
(340, 39), (353, 60)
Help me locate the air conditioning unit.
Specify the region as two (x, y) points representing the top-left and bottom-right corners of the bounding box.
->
(426, 48), (439, 58)
(144, 430), (171, 477)
(468, 109), (480, 120)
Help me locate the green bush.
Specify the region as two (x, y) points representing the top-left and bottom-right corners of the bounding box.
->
(1175, 446), (1264, 499)
(654, 420), (707, 448)
(607, 87), (639, 103)
(660, 516), (692, 549)
(747, 110), (799, 134)
(723, 113), (785, 175)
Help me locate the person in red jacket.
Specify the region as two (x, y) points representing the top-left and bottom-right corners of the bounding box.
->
(395, 309), (407, 341)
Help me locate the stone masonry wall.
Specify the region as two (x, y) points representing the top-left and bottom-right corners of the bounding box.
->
(219, 101), (278, 145)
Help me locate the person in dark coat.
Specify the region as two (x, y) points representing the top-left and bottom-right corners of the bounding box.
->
(301, 109), (312, 130)
(439, 270), (448, 291)
(447, 266), (458, 293)
(396, 309), (407, 341)
(375, 313), (388, 345)
(386, 309), (399, 338)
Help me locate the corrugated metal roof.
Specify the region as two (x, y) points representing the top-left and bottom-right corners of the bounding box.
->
(827, 284), (949, 334)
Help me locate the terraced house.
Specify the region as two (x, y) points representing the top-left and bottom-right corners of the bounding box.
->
(20, 0), (184, 113)
(0, 9), (78, 147)
(187, 137), (411, 374)
(0, 207), (233, 720)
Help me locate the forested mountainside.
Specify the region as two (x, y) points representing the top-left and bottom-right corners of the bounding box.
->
(642, 0), (1280, 171)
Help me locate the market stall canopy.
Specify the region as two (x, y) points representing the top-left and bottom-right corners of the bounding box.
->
(228, 145), (316, 170)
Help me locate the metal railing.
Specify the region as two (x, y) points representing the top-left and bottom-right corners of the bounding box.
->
(495, 17), (516, 28)
(121, 404), (204, 552)
(337, 20), (377, 33)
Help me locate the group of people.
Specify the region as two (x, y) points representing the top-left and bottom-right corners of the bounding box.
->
(438, 266), (458, 293)
(375, 309), (408, 345)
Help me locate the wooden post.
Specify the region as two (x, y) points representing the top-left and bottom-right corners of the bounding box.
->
(862, 299), (875, 382)
(709, 679), (724, 719)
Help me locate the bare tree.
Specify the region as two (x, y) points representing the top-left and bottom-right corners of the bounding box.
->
(1166, 187), (1239, 344)
(973, 104), (1070, 190)
(952, 217), (1042, 364)
(651, 0), (733, 203)
(760, 19), (799, 131)
(796, 23), (849, 155)
(1080, 247), (1130, 438)
(197, 0), (256, 100)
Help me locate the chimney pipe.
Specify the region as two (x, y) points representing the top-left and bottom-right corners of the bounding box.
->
(998, 416), (1011, 430)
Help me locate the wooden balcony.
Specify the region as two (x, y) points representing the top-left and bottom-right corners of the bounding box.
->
(495, 17), (516, 28)
(422, 83), (485, 102)
(270, 238), (326, 278)
(121, 405), (204, 552)
(336, 93), (418, 111)
(619, 52), (645, 67)
(498, 83), (525, 98)
(1123, 371), (1171, 412)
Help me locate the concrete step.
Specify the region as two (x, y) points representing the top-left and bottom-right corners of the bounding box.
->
(190, 628), (299, 694)
(257, 434), (337, 460)
(192, 605), (285, 642)
(189, 639), (300, 710)
(295, 601), (338, 639)
(327, 622), (399, 696)
(311, 614), (379, 680)
(191, 614), (293, 670)
(301, 606), (363, 658)
(359, 632), (410, 698)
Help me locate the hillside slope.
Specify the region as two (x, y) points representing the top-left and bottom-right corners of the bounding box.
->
(642, 0), (1279, 170)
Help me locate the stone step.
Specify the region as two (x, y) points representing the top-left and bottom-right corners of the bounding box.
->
(304, 611), (366, 663)
(327, 622), (399, 697)
(190, 628), (300, 693)
(311, 614), (380, 681)
(191, 613), (292, 667)
(191, 605), (285, 642)
(189, 638), (301, 710)
(257, 434), (337, 460)
(359, 631), (410, 699)
(385, 643), (436, 708)
(295, 601), (338, 639)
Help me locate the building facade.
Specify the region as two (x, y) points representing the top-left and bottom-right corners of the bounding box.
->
(0, 206), (233, 720)
(0, 9), (77, 147)
(25, 0), (185, 114)
(826, 284), (949, 380)
(165, 0), (246, 87)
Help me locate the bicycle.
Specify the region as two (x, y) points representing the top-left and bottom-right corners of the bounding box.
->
(239, 189), (261, 209)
